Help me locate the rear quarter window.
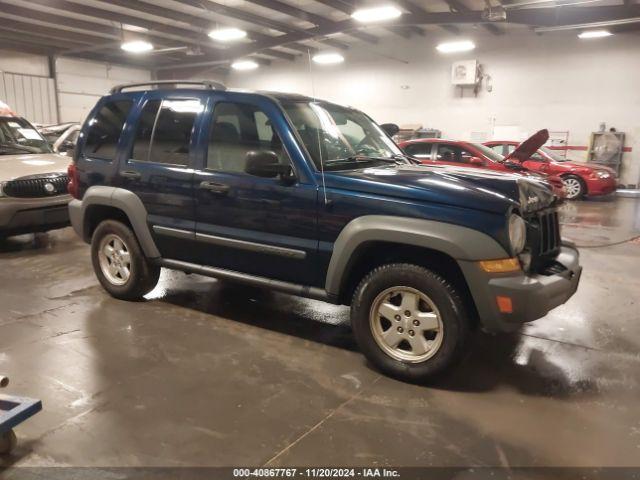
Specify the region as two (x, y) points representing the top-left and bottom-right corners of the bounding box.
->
(83, 100), (133, 161)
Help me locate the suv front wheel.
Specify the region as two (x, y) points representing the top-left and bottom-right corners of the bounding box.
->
(91, 220), (160, 300)
(351, 263), (470, 382)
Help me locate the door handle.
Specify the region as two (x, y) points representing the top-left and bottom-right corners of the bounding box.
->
(199, 181), (230, 195)
(120, 170), (141, 180)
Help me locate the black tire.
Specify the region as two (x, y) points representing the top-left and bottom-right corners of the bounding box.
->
(562, 174), (586, 200)
(350, 263), (470, 382)
(91, 220), (160, 300)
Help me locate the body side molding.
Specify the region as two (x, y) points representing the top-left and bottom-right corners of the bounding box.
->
(324, 215), (509, 296)
(158, 258), (331, 302)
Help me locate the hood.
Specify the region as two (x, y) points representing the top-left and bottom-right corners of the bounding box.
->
(325, 163), (558, 214)
(505, 129), (550, 162)
(0, 153), (70, 181)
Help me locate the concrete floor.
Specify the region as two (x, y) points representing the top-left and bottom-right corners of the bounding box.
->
(1, 196), (639, 468)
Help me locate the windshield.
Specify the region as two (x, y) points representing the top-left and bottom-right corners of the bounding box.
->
(468, 143), (505, 162)
(539, 146), (568, 162)
(0, 117), (52, 154)
(280, 100), (403, 170)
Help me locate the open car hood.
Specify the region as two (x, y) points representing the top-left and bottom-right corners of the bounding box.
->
(505, 129), (550, 162)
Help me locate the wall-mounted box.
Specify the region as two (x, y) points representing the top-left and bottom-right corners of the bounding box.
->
(451, 60), (478, 86)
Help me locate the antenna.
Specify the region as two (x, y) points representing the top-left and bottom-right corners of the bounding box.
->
(307, 49), (328, 205)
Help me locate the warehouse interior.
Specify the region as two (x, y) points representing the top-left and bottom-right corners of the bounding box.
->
(1, 0), (639, 477)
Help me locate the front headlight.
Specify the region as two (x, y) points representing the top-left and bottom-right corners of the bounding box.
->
(508, 214), (526, 255)
(595, 171), (611, 179)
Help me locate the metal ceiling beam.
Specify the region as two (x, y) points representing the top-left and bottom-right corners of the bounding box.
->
(0, 2), (119, 39)
(12, 0), (212, 47)
(159, 4), (639, 71)
(0, 31), (81, 51)
(0, 19), (114, 45)
(170, 0), (349, 51)
(443, 0), (504, 34)
(394, 0), (459, 35)
(244, 0), (378, 43)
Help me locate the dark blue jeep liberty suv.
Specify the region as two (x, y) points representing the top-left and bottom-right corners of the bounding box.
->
(67, 80), (581, 381)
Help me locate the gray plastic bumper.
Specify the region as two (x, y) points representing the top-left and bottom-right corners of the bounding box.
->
(68, 199), (84, 240)
(460, 244), (582, 332)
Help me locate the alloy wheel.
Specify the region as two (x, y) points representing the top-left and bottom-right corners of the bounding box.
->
(563, 178), (582, 199)
(98, 233), (132, 286)
(369, 286), (444, 363)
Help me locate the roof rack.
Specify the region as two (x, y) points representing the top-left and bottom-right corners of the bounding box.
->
(110, 80), (226, 94)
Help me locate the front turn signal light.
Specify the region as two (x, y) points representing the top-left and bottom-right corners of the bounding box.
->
(478, 258), (521, 273)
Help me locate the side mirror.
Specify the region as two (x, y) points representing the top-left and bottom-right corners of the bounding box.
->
(469, 156), (484, 166)
(245, 150), (293, 181)
(380, 123), (400, 137)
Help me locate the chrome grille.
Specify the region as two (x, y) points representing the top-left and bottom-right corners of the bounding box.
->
(3, 174), (69, 198)
(526, 208), (561, 271)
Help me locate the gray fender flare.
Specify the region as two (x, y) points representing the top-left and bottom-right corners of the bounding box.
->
(324, 215), (509, 296)
(72, 186), (160, 258)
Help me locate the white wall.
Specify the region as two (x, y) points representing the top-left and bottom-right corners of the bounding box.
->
(0, 49), (49, 77)
(227, 30), (640, 185)
(55, 57), (152, 123)
(1, 50), (153, 125)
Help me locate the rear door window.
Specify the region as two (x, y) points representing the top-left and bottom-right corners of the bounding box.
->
(130, 98), (202, 166)
(403, 143), (432, 159)
(84, 100), (132, 161)
(436, 144), (475, 164)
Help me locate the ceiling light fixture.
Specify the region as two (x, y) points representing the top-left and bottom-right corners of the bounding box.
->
(578, 29), (613, 39)
(351, 5), (402, 23)
(121, 40), (154, 53)
(209, 27), (248, 42)
(312, 52), (345, 64)
(231, 59), (259, 71)
(436, 40), (476, 53)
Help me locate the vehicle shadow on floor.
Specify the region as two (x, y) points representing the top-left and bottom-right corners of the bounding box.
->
(159, 279), (597, 399)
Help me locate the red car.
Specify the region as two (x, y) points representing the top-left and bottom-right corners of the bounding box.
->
(484, 140), (617, 200)
(399, 132), (567, 198)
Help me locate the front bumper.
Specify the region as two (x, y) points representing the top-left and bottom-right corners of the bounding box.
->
(0, 195), (71, 237)
(460, 243), (582, 332)
(585, 176), (617, 196)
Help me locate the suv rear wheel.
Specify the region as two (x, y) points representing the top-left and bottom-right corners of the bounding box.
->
(350, 263), (470, 382)
(91, 220), (160, 300)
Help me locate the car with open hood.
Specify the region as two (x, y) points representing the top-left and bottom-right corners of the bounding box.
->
(485, 133), (617, 200)
(398, 132), (567, 199)
(67, 81), (581, 382)
(0, 113), (71, 238)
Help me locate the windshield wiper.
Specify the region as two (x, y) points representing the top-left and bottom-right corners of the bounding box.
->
(326, 154), (403, 165)
(0, 143), (36, 154)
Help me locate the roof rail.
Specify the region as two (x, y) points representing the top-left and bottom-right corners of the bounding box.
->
(110, 80), (226, 94)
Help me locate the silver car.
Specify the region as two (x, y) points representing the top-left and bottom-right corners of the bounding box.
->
(0, 115), (71, 238)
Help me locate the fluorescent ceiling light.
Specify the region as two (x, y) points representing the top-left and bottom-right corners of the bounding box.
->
(122, 24), (149, 33)
(312, 53), (345, 64)
(578, 29), (613, 39)
(351, 5), (402, 23)
(231, 60), (259, 71)
(209, 28), (247, 42)
(121, 40), (153, 53)
(436, 40), (476, 53)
